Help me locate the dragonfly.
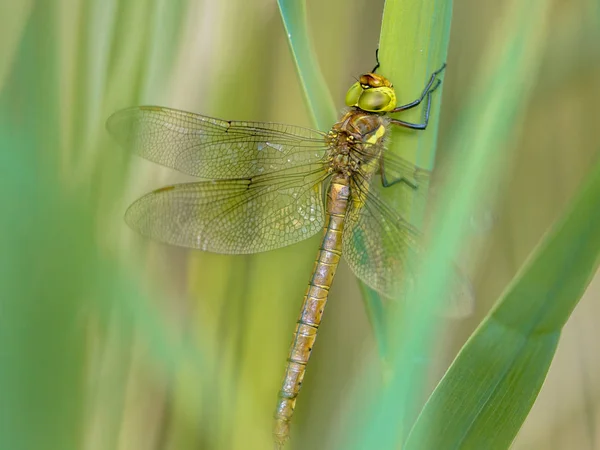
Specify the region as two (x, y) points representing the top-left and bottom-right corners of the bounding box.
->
(107, 63), (470, 447)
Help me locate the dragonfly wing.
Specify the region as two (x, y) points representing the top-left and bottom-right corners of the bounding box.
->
(107, 106), (327, 178)
(343, 174), (474, 317)
(125, 166), (328, 253)
(381, 152), (432, 191)
(343, 174), (421, 297)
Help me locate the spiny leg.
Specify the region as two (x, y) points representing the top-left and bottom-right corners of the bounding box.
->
(381, 65), (445, 187)
(381, 94), (434, 187)
(391, 63), (446, 113)
(389, 83), (435, 130)
(389, 62), (447, 131)
(379, 157), (432, 189)
(380, 159), (419, 189)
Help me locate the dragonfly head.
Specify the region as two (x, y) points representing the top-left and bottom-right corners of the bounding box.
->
(345, 73), (397, 113)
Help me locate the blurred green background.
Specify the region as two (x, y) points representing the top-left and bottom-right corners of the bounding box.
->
(1, 1), (598, 449)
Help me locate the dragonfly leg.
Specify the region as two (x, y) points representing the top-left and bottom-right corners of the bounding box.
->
(389, 79), (437, 130)
(380, 157), (419, 189)
(391, 63), (445, 113)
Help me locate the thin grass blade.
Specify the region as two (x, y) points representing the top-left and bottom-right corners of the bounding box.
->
(276, 0), (336, 130)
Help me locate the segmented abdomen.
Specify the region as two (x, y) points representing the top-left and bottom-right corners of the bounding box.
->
(273, 173), (350, 446)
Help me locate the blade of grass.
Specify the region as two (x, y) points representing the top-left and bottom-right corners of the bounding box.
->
(276, 0), (336, 130)
(378, 0), (453, 172)
(406, 156), (600, 449)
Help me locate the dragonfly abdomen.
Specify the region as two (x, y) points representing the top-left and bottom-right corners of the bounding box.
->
(273, 174), (350, 446)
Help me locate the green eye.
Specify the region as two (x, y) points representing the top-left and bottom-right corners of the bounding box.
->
(345, 82), (363, 107)
(357, 88), (395, 112)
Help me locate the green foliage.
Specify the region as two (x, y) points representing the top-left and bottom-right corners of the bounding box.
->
(2, 1), (598, 450)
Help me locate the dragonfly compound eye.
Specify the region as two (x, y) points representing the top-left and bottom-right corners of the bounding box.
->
(345, 82), (364, 108)
(357, 88), (396, 112)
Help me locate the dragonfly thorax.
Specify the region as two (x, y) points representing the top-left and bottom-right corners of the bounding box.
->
(326, 110), (388, 176)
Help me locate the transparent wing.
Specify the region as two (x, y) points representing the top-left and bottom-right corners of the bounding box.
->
(343, 172), (474, 317)
(381, 152), (432, 190)
(107, 106), (328, 178)
(350, 139), (432, 190)
(343, 173), (422, 296)
(126, 166), (328, 253)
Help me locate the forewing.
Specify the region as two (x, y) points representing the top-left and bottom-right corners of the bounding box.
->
(126, 167), (328, 253)
(107, 106), (327, 178)
(343, 174), (474, 317)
